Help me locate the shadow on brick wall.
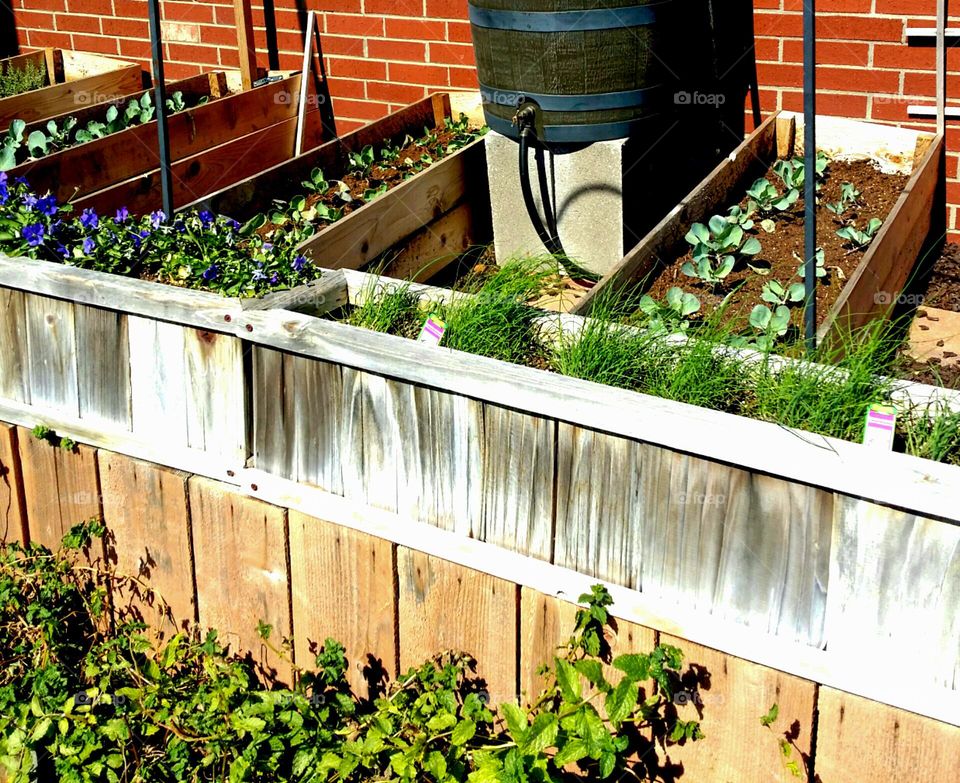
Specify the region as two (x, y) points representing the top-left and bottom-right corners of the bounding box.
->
(0, 3), (19, 59)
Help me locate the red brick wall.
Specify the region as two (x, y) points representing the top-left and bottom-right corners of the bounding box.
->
(10, 1), (960, 236)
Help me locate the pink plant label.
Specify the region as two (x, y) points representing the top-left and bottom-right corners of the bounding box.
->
(417, 314), (446, 346)
(862, 404), (896, 450)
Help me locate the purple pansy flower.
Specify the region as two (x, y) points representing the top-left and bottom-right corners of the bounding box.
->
(82, 237), (95, 254)
(115, 206), (129, 224)
(57, 243), (70, 258)
(14, 176), (27, 186)
(291, 255), (307, 272)
(198, 210), (215, 227)
(36, 195), (57, 217)
(22, 223), (44, 247)
(270, 273), (279, 285)
(0, 172), (8, 206)
(22, 193), (38, 209)
(150, 210), (166, 228)
(202, 264), (219, 281)
(80, 208), (98, 229)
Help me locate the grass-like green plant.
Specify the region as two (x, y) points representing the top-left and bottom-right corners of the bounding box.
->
(900, 405), (960, 465)
(439, 259), (555, 365)
(0, 59), (46, 98)
(345, 280), (425, 338)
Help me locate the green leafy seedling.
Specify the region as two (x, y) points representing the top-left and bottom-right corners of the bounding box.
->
(749, 304), (792, 350)
(746, 177), (798, 216)
(726, 200), (756, 230)
(363, 183), (388, 202)
(797, 247), (827, 280)
(761, 279), (805, 307)
(837, 218), (882, 249)
(347, 144), (375, 177)
(826, 181), (861, 219)
(638, 286), (701, 334)
(301, 167), (329, 194)
(683, 215), (761, 287)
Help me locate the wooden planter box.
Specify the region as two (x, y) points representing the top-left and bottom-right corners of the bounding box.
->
(0, 49), (142, 130)
(0, 254), (958, 729)
(10, 71), (228, 201)
(191, 92), (490, 275)
(67, 73), (330, 215)
(573, 112), (944, 344)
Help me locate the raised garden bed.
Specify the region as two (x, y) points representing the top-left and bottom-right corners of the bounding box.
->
(68, 72), (331, 216)
(2, 71), (229, 200)
(0, 49), (142, 130)
(573, 112), (943, 347)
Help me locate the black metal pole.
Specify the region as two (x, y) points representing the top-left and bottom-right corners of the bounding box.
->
(803, 0), (817, 355)
(147, 0), (174, 218)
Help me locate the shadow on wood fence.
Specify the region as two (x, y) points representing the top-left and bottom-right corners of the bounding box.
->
(1, 422), (957, 782)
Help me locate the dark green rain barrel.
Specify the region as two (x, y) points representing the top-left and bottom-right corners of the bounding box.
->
(469, 0), (675, 145)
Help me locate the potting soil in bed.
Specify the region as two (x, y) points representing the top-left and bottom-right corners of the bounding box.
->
(642, 160), (909, 328)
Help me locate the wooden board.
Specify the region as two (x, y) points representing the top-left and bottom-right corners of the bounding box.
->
(127, 316), (189, 447)
(188, 475), (292, 684)
(824, 496), (960, 691)
(24, 293), (79, 418)
(15, 75), (305, 203)
(657, 633), (817, 783)
(0, 424), (27, 544)
(16, 427), (100, 550)
(397, 547), (517, 705)
(572, 112), (780, 315)
(74, 304), (131, 430)
(0, 288), (29, 404)
(553, 424), (644, 587)
(233, 0), (258, 91)
(821, 134), (945, 345)
(476, 404), (553, 560)
(0, 58), (142, 131)
(288, 511), (397, 697)
(380, 201), (483, 283)
(73, 108), (325, 216)
(98, 451), (194, 638)
(183, 327), (246, 462)
(302, 138), (485, 271)
(193, 94), (452, 221)
(639, 446), (833, 647)
(815, 687), (960, 782)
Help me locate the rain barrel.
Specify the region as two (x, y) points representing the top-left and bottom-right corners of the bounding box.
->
(468, 0), (675, 145)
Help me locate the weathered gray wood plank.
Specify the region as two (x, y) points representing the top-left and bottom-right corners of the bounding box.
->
(74, 304), (131, 429)
(639, 446), (833, 646)
(292, 355), (344, 495)
(0, 288), (29, 404)
(340, 367), (366, 502)
(127, 316), (188, 447)
(553, 424), (643, 586)
(24, 293), (79, 417)
(824, 496), (960, 690)
(475, 404), (554, 560)
(184, 328), (246, 461)
(252, 347), (287, 478)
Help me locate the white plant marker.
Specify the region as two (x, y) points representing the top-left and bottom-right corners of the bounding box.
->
(863, 403), (897, 450)
(417, 314), (446, 346)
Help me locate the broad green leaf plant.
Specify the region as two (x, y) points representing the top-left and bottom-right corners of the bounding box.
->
(683, 215), (762, 287)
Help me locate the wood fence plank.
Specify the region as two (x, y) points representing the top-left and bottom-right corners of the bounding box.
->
(24, 293), (79, 417)
(381, 201), (481, 283)
(0, 288), (29, 404)
(476, 405), (554, 560)
(657, 633), (817, 783)
(183, 328), (246, 461)
(16, 427), (100, 550)
(815, 687), (960, 782)
(289, 511), (397, 698)
(0, 424), (27, 543)
(292, 355), (344, 494)
(359, 372), (397, 512)
(640, 447), (833, 646)
(554, 425), (643, 587)
(340, 367), (366, 501)
(74, 305), (131, 430)
(127, 316), (188, 448)
(98, 451), (194, 638)
(252, 347), (287, 478)
(824, 496), (960, 690)
(397, 547), (517, 705)
(189, 476), (292, 684)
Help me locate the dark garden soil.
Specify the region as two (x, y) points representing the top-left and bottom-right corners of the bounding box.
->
(920, 242), (960, 312)
(643, 160), (909, 327)
(259, 127), (473, 239)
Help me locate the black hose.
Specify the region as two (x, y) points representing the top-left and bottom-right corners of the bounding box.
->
(518, 125), (566, 258)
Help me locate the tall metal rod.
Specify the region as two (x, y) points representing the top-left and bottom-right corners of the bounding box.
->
(936, 0), (946, 136)
(803, 0), (817, 355)
(147, 0), (174, 218)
